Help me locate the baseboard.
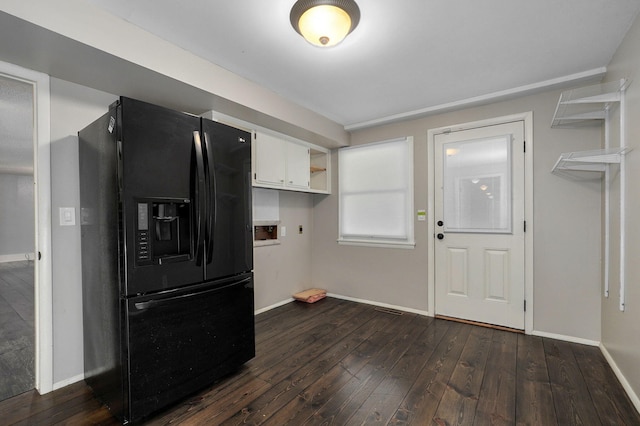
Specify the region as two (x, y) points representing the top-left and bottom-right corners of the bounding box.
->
(53, 373), (84, 391)
(0, 253), (35, 263)
(600, 343), (640, 414)
(254, 298), (294, 315)
(531, 330), (600, 346)
(327, 293), (430, 316)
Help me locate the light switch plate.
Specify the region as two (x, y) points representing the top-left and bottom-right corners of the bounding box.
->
(59, 207), (76, 226)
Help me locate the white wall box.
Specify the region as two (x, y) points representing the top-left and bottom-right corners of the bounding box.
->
(252, 188), (281, 247)
(253, 222), (281, 247)
(253, 131), (331, 194)
(551, 78), (631, 311)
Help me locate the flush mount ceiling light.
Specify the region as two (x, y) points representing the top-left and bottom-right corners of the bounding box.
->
(290, 0), (360, 47)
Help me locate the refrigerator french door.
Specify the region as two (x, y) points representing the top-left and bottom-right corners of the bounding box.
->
(80, 97), (254, 424)
(126, 274), (254, 421)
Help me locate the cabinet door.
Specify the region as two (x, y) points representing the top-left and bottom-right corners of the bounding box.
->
(286, 142), (310, 189)
(255, 132), (285, 186)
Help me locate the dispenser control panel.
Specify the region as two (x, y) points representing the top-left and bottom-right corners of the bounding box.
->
(136, 203), (150, 263)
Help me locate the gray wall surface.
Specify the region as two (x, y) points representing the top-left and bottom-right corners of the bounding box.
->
(312, 88), (604, 342)
(254, 190), (314, 310)
(601, 12), (640, 406)
(50, 78), (117, 384)
(0, 174), (34, 257)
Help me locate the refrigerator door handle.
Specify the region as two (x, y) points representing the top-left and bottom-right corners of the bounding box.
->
(133, 276), (252, 311)
(192, 131), (206, 266)
(203, 132), (217, 264)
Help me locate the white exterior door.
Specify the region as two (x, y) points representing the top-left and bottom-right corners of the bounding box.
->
(434, 121), (525, 329)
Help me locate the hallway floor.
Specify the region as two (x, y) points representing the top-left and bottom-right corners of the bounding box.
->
(0, 260), (34, 401)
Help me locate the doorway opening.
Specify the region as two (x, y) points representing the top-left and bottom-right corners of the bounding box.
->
(0, 74), (36, 400)
(0, 61), (53, 398)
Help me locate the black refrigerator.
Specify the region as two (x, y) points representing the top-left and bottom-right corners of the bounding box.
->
(79, 97), (255, 424)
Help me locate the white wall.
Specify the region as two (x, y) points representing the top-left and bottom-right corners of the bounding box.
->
(0, 73), (35, 259)
(49, 78), (117, 385)
(0, 174), (34, 258)
(601, 11), (640, 406)
(312, 88), (603, 342)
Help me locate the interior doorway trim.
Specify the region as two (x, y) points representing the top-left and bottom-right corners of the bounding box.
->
(427, 112), (534, 334)
(0, 60), (53, 393)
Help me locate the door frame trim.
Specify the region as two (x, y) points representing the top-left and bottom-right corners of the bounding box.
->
(0, 60), (53, 393)
(427, 112), (534, 334)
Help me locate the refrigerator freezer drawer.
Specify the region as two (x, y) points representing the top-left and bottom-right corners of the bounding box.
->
(124, 273), (255, 423)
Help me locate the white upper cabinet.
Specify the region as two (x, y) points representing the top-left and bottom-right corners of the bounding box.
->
(254, 132), (286, 186)
(253, 131), (331, 194)
(286, 142), (311, 189)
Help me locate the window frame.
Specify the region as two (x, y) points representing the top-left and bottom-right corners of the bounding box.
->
(338, 136), (415, 249)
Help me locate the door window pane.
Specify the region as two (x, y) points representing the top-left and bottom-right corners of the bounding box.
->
(443, 135), (512, 233)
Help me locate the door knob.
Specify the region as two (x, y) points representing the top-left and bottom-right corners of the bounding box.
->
(437, 233), (444, 240)
(437, 220), (444, 227)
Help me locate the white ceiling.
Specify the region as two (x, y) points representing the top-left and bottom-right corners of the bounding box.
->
(86, 0), (640, 129)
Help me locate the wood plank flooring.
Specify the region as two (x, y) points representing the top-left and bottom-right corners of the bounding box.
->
(0, 260), (34, 402)
(1, 297), (638, 425)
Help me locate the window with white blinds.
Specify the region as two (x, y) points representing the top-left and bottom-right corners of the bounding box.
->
(338, 137), (415, 248)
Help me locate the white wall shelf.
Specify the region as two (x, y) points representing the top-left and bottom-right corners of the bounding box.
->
(551, 79), (629, 128)
(551, 147), (631, 173)
(551, 78), (631, 312)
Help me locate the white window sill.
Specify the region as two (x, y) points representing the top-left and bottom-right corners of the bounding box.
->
(337, 239), (415, 249)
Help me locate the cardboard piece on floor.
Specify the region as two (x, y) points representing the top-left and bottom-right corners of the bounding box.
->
(293, 288), (327, 303)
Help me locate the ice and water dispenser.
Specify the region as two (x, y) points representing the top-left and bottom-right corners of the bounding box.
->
(135, 199), (191, 265)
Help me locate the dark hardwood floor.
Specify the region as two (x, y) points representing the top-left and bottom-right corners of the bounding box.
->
(0, 260), (34, 402)
(1, 297), (638, 425)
